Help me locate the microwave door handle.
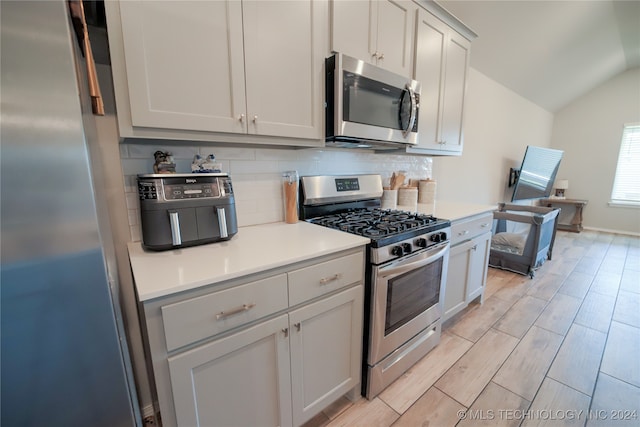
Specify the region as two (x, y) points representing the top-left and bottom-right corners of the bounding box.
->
(402, 83), (417, 137)
(379, 244), (448, 278)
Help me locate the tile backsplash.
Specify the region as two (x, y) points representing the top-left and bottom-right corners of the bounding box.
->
(122, 143), (432, 242)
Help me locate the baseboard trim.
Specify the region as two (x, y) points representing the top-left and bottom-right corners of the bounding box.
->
(582, 226), (640, 237)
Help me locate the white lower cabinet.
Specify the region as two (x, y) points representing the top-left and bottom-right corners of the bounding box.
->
(444, 239), (474, 318)
(443, 212), (492, 320)
(168, 314), (293, 427)
(466, 231), (491, 302)
(140, 248), (365, 427)
(290, 286), (363, 426)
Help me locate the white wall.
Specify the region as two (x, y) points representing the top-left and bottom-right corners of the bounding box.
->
(121, 145), (433, 240)
(432, 68), (555, 205)
(550, 67), (640, 234)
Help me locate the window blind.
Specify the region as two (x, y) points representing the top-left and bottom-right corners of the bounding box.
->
(611, 123), (640, 205)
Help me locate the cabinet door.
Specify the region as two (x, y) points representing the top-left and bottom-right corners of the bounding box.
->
(331, 0), (414, 77)
(443, 239), (474, 321)
(168, 315), (293, 427)
(243, 0), (325, 139)
(466, 231), (491, 302)
(331, 0), (376, 64)
(411, 9), (447, 151)
(118, 1), (247, 133)
(408, 9), (470, 156)
(440, 30), (471, 153)
(289, 286), (363, 426)
(375, 0), (415, 77)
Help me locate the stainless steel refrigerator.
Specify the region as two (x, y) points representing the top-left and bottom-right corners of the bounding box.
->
(1, 1), (140, 425)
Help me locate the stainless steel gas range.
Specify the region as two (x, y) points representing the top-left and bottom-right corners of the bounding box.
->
(299, 175), (451, 399)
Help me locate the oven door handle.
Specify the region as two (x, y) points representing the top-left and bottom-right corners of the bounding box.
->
(378, 244), (449, 278)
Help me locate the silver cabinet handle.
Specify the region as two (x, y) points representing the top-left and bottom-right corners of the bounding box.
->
(319, 273), (341, 285)
(282, 328), (289, 338)
(378, 52), (384, 60)
(252, 115), (258, 123)
(238, 113), (245, 122)
(481, 223), (490, 228)
(169, 211), (182, 246)
(294, 322), (301, 332)
(458, 230), (469, 236)
(371, 52), (379, 59)
(217, 207), (228, 238)
(215, 303), (256, 320)
(471, 244), (478, 251)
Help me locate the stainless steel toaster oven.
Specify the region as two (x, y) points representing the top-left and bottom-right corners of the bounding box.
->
(137, 173), (238, 251)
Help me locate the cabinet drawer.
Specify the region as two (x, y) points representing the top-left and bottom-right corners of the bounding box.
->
(451, 212), (493, 246)
(288, 252), (364, 306)
(161, 274), (288, 351)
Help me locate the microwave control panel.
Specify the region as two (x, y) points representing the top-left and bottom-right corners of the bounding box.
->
(138, 175), (233, 202)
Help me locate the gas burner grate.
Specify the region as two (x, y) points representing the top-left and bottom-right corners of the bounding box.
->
(309, 208), (443, 239)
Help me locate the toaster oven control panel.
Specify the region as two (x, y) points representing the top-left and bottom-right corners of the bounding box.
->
(138, 176), (233, 202)
(138, 182), (158, 200)
(162, 182), (220, 200)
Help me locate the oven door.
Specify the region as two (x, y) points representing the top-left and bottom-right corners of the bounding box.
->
(368, 242), (449, 365)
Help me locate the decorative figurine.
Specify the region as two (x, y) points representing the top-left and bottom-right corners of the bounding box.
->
(200, 154), (221, 173)
(153, 150), (176, 174)
(191, 153), (221, 173)
(191, 154), (204, 172)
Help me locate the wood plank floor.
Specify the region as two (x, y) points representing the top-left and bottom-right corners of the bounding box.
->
(303, 230), (640, 427)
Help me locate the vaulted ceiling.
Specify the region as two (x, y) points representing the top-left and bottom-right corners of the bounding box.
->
(438, 0), (640, 112)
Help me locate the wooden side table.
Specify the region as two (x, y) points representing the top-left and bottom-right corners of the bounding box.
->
(540, 198), (588, 232)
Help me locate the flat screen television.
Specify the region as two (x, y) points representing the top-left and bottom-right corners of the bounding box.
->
(511, 146), (564, 202)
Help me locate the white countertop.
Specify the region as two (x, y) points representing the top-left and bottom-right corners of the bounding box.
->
(433, 201), (497, 221)
(128, 221), (370, 301)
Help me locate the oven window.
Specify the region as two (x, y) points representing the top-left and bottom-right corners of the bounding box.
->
(385, 258), (443, 336)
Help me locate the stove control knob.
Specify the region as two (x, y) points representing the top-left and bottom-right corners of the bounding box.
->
(391, 246), (404, 257)
(402, 243), (412, 254)
(430, 234), (441, 243)
(439, 231), (448, 242)
(415, 238), (427, 248)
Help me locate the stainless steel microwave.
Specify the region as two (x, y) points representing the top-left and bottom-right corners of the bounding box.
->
(325, 53), (421, 150)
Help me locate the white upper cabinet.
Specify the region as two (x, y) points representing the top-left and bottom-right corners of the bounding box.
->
(331, 0), (416, 77)
(242, 1), (323, 139)
(406, 8), (472, 156)
(118, 1), (246, 134)
(107, 0), (326, 145)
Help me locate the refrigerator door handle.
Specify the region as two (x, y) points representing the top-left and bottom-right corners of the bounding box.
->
(169, 211), (182, 246)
